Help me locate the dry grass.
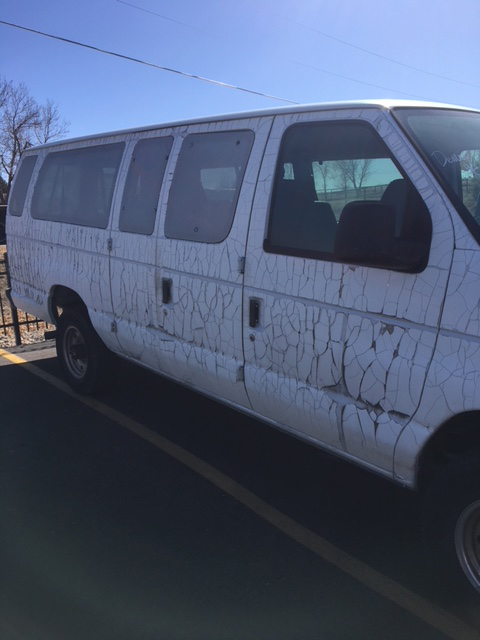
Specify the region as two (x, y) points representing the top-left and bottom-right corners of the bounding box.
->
(0, 244), (51, 348)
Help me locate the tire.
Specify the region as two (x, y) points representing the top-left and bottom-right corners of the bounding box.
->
(422, 454), (480, 596)
(56, 309), (108, 395)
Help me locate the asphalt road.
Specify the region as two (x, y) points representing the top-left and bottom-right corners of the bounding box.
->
(1, 344), (479, 640)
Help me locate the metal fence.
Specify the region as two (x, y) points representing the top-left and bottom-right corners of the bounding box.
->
(0, 205), (6, 244)
(0, 249), (52, 346)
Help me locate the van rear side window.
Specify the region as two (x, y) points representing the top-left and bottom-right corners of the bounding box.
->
(165, 130), (254, 243)
(119, 136), (173, 235)
(8, 155), (38, 216)
(31, 143), (124, 228)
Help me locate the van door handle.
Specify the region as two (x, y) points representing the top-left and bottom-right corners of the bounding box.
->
(249, 298), (260, 328)
(162, 278), (172, 304)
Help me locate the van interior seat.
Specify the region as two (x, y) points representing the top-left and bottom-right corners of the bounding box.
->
(271, 180), (338, 253)
(381, 178), (407, 235)
(334, 200), (397, 266)
(381, 178), (407, 207)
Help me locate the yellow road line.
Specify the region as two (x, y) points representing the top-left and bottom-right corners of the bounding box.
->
(0, 350), (31, 366)
(1, 347), (479, 640)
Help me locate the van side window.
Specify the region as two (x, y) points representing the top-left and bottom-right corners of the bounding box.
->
(119, 136), (173, 235)
(8, 155), (38, 216)
(31, 143), (124, 228)
(265, 122), (432, 272)
(165, 130), (254, 243)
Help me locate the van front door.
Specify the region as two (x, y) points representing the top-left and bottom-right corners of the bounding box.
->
(243, 109), (451, 477)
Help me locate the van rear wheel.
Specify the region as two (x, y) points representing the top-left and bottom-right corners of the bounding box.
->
(56, 310), (107, 395)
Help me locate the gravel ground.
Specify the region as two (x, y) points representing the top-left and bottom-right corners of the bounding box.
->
(0, 329), (48, 349)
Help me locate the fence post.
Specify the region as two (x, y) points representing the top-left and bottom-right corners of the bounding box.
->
(4, 252), (21, 346)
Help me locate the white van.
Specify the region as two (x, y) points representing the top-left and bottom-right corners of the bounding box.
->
(6, 100), (480, 592)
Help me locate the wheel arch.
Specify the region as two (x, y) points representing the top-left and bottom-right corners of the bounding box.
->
(49, 285), (89, 323)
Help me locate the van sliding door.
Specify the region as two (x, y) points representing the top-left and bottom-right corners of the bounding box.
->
(109, 134), (174, 359)
(154, 117), (273, 408)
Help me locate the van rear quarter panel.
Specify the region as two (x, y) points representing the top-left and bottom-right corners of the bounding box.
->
(7, 135), (126, 352)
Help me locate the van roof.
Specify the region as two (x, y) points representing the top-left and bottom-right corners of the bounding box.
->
(27, 99), (479, 151)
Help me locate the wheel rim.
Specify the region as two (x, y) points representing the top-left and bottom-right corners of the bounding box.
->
(63, 325), (88, 380)
(455, 500), (480, 591)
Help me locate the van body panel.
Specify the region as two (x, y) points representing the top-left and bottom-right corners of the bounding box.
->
(441, 248), (480, 335)
(405, 242), (480, 482)
(392, 130), (480, 482)
(5, 100), (480, 490)
(7, 227), (121, 352)
(108, 131), (176, 361)
(147, 116), (273, 407)
(243, 108), (454, 481)
(396, 330), (480, 482)
(6, 137), (129, 354)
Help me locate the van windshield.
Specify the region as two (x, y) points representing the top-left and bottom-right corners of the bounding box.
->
(394, 108), (480, 226)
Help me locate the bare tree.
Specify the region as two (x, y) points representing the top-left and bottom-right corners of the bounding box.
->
(0, 81), (40, 194)
(0, 78), (69, 200)
(34, 99), (69, 145)
(0, 78), (11, 111)
(0, 175), (7, 204)
(312, 160), (331, 198)
(334, 158), (373, 193)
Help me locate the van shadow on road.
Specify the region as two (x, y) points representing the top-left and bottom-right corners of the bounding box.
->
(1, 350), (479, 640)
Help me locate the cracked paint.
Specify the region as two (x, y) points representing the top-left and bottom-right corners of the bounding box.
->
(244, 107), (453, 484)
(7, 102), (479, 489)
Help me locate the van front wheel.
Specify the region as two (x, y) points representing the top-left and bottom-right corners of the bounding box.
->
(56, 310), (107, 395)
(455, 497), (480, 592)
(423, 455), (480, 595)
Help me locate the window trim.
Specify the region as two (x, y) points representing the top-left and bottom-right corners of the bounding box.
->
(31, 142), (125, 229)
(8, 155), (38, 217)
(164, 129), (255, 244)
(119, 135), (173, 236)
(263, 119), (431, 272)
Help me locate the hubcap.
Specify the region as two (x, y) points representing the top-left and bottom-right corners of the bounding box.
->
(63, 325), (88, 380)
(455, 500), (480, 591)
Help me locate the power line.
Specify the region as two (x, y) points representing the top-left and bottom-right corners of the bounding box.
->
(116, 0), (216, 38)
(291, 60), (428, 99)
(115, 0), (430, 100)
(251, 2), (480, 90)
(117, 0), (479, 93)
(0, 19), (299, 105)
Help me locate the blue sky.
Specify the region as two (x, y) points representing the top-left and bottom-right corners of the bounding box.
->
(1, 0), (479, 139)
